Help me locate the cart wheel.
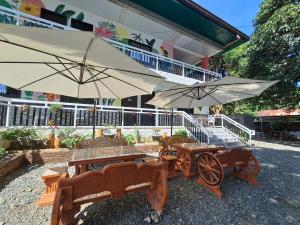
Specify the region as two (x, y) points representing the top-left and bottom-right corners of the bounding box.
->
(238, 154), (260, 177)
(197, 153), (223, 186)
(177, 151), (191, 171)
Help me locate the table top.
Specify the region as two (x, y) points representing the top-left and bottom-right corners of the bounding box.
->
(173, 143), (224, 153)
(68, 146), (148, 166)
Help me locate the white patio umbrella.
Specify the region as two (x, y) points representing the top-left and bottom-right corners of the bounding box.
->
(147, 77), (278, 135)
(147, 77), (278, 108)
(0, 24), (170, 137)
(0, 23), (167, 98)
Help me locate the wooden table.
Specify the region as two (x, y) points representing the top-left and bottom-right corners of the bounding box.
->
(173, 143), (224, 177)
(69, 146), (148, 175)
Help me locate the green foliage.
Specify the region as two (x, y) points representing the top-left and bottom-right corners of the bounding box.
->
(174, 129), (188, 137)
(0, 147), (7, 159)
(61, 135), (82, 149)
(59, 128), (83, 149)
(124, 134), (135, 146)
(210, 0), (300, 115)
(50, 104), (62, 113)
(0, 128), (46, 149)
(255, 0), (292, 26)
(134, 128), (142, 143)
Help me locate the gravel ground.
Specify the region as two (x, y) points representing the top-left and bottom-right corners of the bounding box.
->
(0, 143), (300, 225)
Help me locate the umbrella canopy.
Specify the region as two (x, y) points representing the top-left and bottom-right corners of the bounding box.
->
(0, 23), (167, 98)
(147, 77), (278, 109)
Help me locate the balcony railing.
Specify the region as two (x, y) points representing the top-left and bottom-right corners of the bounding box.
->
(0, 5), (222, 82)
(0, 97), (210, 143)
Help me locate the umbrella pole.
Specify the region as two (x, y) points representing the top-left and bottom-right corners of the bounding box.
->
(170, 109), (174, 136)
(92, 98), (96, 139)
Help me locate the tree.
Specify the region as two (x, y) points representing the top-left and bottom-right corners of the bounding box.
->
(210, 0), (300, 115)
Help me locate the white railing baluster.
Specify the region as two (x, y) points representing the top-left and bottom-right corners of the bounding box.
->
(5, 100), (11, 127)
(74, 105), (77, 128)
(121, 108), (124, 128)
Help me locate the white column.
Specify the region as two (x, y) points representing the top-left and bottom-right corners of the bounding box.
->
(137, 95), (141, 108)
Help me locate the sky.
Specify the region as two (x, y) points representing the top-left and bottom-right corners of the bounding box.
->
(194, 0), (263, 36)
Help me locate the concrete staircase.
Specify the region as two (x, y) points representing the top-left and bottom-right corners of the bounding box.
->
(206, 127), (247, 148)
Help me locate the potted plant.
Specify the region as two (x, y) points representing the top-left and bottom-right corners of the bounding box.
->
(152, 127), (161, 142)
(50, 104), (62, 114)
(20, 104), (30, 112)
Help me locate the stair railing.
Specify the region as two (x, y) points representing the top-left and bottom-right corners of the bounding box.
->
(212, 114), (255, 146)
(182, 112), (212, 143)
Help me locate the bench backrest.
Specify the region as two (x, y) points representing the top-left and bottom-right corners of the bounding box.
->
(60, 161), (162, 201)
(52, 161), (166, 225)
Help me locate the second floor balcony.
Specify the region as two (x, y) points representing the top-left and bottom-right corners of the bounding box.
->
(0, 5), (222, 83)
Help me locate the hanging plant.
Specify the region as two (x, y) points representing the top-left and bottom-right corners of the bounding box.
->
(50, 104), (62, 114)
(87, 107), (96, 113)
(20, 104), (30, 112)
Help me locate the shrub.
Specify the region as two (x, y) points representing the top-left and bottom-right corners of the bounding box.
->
(124, 134), (135, 146)
(50, 104), (62, 113)
(0, 148), (7, 159)
(0, 127), (45, 149)
(58, 128), (83, 149)
(61, 135), (83, 149)
(174, 129), (188, 137)
(134, 128), (142, 143)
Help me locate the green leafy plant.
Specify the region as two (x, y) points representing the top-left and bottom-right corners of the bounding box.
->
(174, 129), (188, 137)
(0, 147), (7, 159)
(134, 128), (142, 143)
(58, 128), (83, 149)
(50, 104), (62, 114)
(124, 134), (135, 146)
(0, 128), (45, 149)
(61, 135), (83, 149)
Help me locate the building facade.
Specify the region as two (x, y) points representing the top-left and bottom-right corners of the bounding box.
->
(0, 0), (248, 111)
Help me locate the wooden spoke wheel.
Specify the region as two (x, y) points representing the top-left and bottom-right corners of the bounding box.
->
(236, 154), (260, 177)
(197, 153), (223, 186)
(147, 171), (168, 213)
(177, 151), (191, 171)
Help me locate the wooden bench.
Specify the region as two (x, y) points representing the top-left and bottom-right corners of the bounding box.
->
(51, 161), (168, 225)
(159, 136), (195, 156)
(37, 167), (69, 207)
(158, 136), (195, 179)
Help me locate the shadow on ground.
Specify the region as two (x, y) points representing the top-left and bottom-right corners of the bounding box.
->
(73, 147), (300, 225)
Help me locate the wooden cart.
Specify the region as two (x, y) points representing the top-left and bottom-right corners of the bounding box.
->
(174, 143), (260, 198)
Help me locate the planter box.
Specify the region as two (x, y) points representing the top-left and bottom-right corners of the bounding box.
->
(0, 153), (26, 181)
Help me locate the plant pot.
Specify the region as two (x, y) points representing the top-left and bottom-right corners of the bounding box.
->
(96, 129), (104, 138)
(54, 137), (61, 149)
(162, 132), (168, 139)
(48, 133), (55, 148)
(0, 139), (11, 149)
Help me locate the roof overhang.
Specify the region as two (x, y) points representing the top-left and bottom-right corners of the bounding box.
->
(110, 0), (249, 50)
